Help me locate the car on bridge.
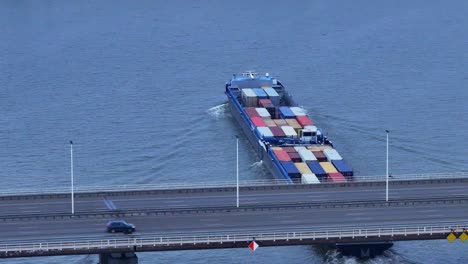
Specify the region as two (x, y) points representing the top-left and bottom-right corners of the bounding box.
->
(106, 220), (136, 234)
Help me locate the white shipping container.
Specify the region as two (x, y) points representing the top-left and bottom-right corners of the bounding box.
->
(290, 107), (306, 116)
(323, 149), (343, 161)
(263, 88), (280, 105)
(298, 149), (317, 161)
(256, 126), (274, 138)
(294, 146), (307, 152)
(280, 126), (298, 137)
(255, 108), (271, 118)
(301, 174), (320, 184)
(241, 88), (258, 107)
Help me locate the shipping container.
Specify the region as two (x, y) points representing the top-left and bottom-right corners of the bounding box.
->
(296, 116), (314, 127)
(294, 162), (313, 174)
(280, 161), (301, 179)
(288, 152), (302, 162)
(318, 145), (333, 151)
(255, 108), (271, 119)
(252, 88), (268, 99)
(306, 161), (327, 178)
(282, 147), (296, 153)
(281, 126), (298, 137)
(286, 119), (302, 132)
(250, 116), (266, 127)
(307, 146), (321, 152)
(263, 119), (277, 127)
(279, 107), (296, 119)
(320, 162), (338, 173)
(273, 119), (288, 126)
(301, 174), (320, 184)
(298, 149), (317, 162)
(312, 151), (327, 162)
(328, 172), (347, 183)
(258, 99), (272, 107)
(294, 146), (307, 152)
(273, 150), (291, 161)
(244, 107), (260, 118)
(256, 127), (274, 138)
(263, 88), (280, 105)
(269, 126), (286, 137)
(241, 89), (257, 107)
(331, 160), (353, 176)
(323, 149), (343, 161)
(271, 147), (283, 151)
(290, 107), (306, 116)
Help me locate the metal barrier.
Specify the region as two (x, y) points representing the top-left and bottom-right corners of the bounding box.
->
(1, 222), (466, 255)
(0, 172), (467, 196)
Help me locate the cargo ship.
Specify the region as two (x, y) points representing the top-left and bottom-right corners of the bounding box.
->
(225, 71), (392, 257)
(225, 71), (353, 184)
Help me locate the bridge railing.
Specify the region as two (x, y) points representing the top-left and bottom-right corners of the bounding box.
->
(1, 222), (467, 254)
(1, 171), (467, 196)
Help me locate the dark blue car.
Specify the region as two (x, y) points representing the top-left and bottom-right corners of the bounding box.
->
(106, 220), (136, 234)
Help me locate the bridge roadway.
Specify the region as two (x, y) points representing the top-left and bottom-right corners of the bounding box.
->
(1, 178), (468, 216)
(1, 178), (468, 258)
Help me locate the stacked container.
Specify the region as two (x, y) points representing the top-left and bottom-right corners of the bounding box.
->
(306, 161), (327, 178)
(286, 119), (302, 132)
(311, 151), (327, 162)
(241, 89), (257, 107)
(323, 149), (343, 161)
(280, 161), (301, 179)
(273, 149), (291, 161)
(244, 107), (259, 118)
(281, 126), (298, 138)
(279, 107), (296, 119)
(328, 172), (347, 182)
(319, 162), (338, 174)
(258, 99), (276, 117)
(256, 127), (274, 138)
(298, 149), (317, 162)
(296, 116), (314, 127)
(255, 108), (271, 119)
(331, 160), (353, 176)
(269, 126), (286, 137)
(294, 162), (313, 174)
(263, 88), (280, 105)
(273, 119), (288, 126)
(250, 116), (266, 127)
(264, 119), (277, 127)
(288, 152), (302, 162)
(290, 107), (306, 116)
(252, 88), (268, 99)
(302, 174), (320, 184)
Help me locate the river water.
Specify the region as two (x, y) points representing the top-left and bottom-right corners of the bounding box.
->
(1, 1), (467, 263)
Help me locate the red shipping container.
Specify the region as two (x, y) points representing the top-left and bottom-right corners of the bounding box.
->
(283, 147), (296, 153)
(251, 116), (266, 127)
(259, 99), (273, 107)
(269, 126), (286, 137)
(328, 172), (347, 183)
(312, 151), (327, 162)
(273, 150), (291, 162)
(296, 116), (314, 127)
(244, 107), (260, 117)
(288, 152), (302, 162)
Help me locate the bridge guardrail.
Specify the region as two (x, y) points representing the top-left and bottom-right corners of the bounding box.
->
(0, 172), (468, 197)
(1, 222), (467, 256)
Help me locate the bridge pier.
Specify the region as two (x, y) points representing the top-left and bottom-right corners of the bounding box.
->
(98, 252), (138, 264)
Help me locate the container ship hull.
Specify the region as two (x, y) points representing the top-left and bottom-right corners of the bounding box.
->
(225, 71), (391, 257)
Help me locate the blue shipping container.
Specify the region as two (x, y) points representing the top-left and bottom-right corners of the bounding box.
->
(252, 88), (268, 99)
(306, 161), (327, 178)
(280, 161), (301, 178)
(331, 160), (354, 176)
(279, 107), (295, 119)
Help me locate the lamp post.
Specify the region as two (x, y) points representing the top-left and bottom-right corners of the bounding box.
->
(236, 136), (239, 208)
(70, 141), (75, 214)
(385, 130), (389, 202)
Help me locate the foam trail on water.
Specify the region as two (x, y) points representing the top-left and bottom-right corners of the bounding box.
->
(207, 103), (228, 119)
(249, 160), (263, 169)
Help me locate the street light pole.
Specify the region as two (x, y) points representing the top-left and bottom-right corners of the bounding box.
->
(236, 136), (239, 208)
(386, 130), (389, 202)
(70, 141), (75, 215)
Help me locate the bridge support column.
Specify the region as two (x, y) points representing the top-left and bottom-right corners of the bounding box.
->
(98, 252), (138, 264)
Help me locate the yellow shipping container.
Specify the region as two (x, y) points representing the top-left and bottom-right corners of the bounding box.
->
(271, 147), (283, 151)
(320, 162), (338, 173)
(295, 162), (312, 174)
(273, 119), (288, 125)
(264, 119), (277, 127)
(307, 146), (321, 152)
(318, 145), (332, 151)
(286, 119), (300, 126)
